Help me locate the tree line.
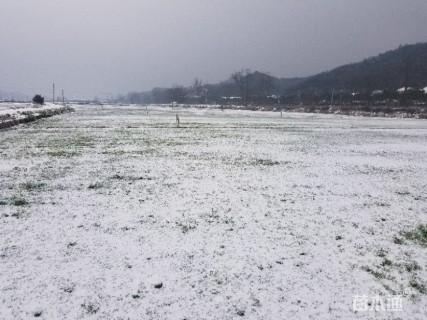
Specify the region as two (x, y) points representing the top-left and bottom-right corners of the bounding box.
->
(115, 43), (427, 107)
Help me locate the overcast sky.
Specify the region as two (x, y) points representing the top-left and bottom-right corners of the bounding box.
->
(1, 0), (427, 99)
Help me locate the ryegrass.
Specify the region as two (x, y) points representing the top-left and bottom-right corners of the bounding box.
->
(393, 236), (405, 245)
(37, 135), (93, 148)
(409, 279), (427, 294)
(380, 258), (393, 267)
(101, 150), (126, 156)
(376, 248), (387, 258)
(394, 224), (427, 247)
(72, 136), (94, 147)
(405, 261), (421, 272)
(21, 182), (46, 191)
(401, 224), (427, 247)
(88, 182), (103, 190)
(11, 210), (26, 218)
(81, 303), (99, 315)
(252, 158), (280, 166)
(176, 221), (197, 234)
(47, 151), (79, 157)
(111, 174), (126, 180)
(12, 197), (28, 206)
(361, 266), (388, 279)
(110, 174), (151, 181)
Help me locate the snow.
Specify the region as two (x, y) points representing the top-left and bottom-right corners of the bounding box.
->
(397, 87), (414, 93)
(1, 104), (427, 319)
(0, 103), (64, 118)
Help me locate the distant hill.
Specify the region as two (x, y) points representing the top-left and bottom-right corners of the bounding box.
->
(286, 43), (427, 94)
(121, 43), (427, 105)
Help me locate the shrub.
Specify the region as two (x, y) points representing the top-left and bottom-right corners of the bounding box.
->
(32, 94), (44, 105)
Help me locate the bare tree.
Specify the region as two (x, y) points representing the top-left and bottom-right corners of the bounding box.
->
(402, 55), (415, 92)
(231, 68), (253, 104)
(260, 72), (273, 96)
(169, 84), (185, 103)
(191, 77), (206, 103)
(192, 77), (203, 96)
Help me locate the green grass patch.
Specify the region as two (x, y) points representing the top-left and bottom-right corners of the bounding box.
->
(400, 224), (427, 247)
(12, 197), (28, 206)
(111, 174), (126, 180)
(11, 210), (26, 219)
(133, 149), (157, 156)
(409, 279), (427, 294)
(110, 174), (151, 181)
(361, 266), (389, 279)
(376, 248), (387, 257)
(252, 158), (280, 166)
(47, 151), (79, 157)
(393, 236), (405, 245)
(37, 135), (94, 148)
(176, 221), (197, 234)
(21, 182), (46, 191)
(88, 182), (103, 190)
(405, 261), (421, 272)
(101, 150), (127, 156)
(380, 258), (393, 267)
(72, 136), (94, 147)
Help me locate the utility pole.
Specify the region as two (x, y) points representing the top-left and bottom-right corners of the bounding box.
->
(61, 90), (65, 105)
(53, 83), (55, 104)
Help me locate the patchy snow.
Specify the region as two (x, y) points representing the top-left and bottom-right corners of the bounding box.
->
(0, 103), (74, 130)
(397, 87), (415, 93)
(1, 104), (426, 319)
(0, 103), (65, 118)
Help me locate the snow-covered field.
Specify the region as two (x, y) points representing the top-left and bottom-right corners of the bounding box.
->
(1, 104), (426, 319)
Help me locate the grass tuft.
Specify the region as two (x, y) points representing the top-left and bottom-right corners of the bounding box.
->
(361, 266), (388, 279)
(252, 158), (280, 166)
(393, 236), (404, 245)
(47, 151), (79, 157)
(21, 182), (46, 191)
(401, 224), (427, 247)
(88, 182), (103, 190)
(380, 258), (393, 267)
(405, 261), (421, 272)
(12, 197), (28, 206)
(409, 279), (427, 294)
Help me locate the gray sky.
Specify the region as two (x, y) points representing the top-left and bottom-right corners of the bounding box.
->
(1, 0), (427, 99)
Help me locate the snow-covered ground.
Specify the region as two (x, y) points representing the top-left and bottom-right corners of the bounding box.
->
(1, 104), (426, 319)
(0, 103), (64, 118)
(0, 103), (73, 130)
